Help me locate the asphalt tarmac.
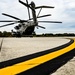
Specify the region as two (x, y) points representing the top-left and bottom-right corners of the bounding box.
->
(0, 37), (75, 75)
(0, 37), (69, 62)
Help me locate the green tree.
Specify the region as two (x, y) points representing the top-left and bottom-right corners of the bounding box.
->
(0, 31), (2, 37)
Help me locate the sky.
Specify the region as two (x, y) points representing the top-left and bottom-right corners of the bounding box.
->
(0, 0), (75, 34)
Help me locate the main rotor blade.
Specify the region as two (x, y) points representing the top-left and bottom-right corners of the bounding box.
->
(35, 6), (54, 9)
(0, 20), (28, 23)
(38, 25), (45, 29)
(0, 20), (15, 22)
(2, 13), (21, 20)
(0, 22), (16, 28)
(19, 0), (34, 11)
(37, 14), (51, 18)
(26, 0), (31, 19)
(38, 21), (62, 23)
(0, 20), (19, 22)
(29, 14), (51, 20)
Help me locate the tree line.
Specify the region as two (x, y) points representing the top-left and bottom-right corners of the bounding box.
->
(0, 31), (75, 37)
(0, 31), (12, 37)
(34, 33), (75, 37)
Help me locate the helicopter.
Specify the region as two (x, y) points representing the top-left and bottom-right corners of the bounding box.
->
(0, 0), (62, 37)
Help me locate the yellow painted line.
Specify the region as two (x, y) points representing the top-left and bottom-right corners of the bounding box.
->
(0, 39), (75, 75)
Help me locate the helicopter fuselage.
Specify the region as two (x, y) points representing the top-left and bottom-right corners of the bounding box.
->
(14, 21), (35, 36)
(14, 1), (38, 36)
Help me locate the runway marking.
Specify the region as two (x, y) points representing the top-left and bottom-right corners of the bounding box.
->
(0, 38), (75, 75)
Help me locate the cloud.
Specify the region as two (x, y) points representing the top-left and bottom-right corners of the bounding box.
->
(0, 0), (75, 34)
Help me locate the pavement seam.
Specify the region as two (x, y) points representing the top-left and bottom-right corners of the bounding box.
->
(0, 38), (4, 51)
